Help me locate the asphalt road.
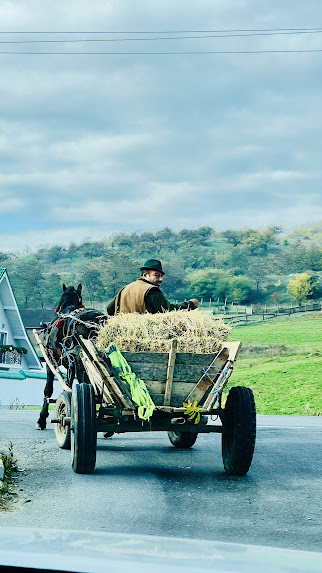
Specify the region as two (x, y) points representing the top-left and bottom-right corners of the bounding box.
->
(0, 410), (321, 552)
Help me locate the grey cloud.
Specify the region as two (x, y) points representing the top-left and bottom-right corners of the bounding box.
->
(1, 1), (322, 251)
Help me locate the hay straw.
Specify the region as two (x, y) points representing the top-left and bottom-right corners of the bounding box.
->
(96, 310), (230, 354)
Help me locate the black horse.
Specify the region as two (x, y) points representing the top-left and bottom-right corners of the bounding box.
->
(36, 283), (107, 430)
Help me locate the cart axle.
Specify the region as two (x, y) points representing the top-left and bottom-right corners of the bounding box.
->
(96, 421), (228, 434)
(51, 416), (71, 427)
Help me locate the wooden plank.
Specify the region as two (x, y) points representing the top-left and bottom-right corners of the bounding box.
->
(183, 346), (230, 406)
(84, 356), (126, 408)
(202, 362), (234, 410)
(100, 367), (134, 408)
(121, 346), (237, 367)
(146, 394), (192, 407)
(123, 363), (168, 381)
(80, 351), (114, 405)
(120, 348), (234, 385)
(121, 363), (215, 383)
(164, 339), (178, 406)
(173, 364), (213, 381)
(199, 344), (241, 411)
(122, 352), (168, 365)
(224, 341), (242, 362)
(123, 351), (219, 366)
(183, 375), (214, 405)
(174, 352), (221, 365)
(144, 381), (196, 397)
(78, 338), (135, 409)
(33, 329), (71, 394)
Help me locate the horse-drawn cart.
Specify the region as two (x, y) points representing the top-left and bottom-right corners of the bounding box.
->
(34, 330), (256, 476)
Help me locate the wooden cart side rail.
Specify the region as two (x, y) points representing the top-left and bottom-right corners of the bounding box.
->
(111, 379), (205, 407)
(122, 346), (232, 382)
(120, 351), (225, 364)
(80, 350), (115, 405)
(224, 340), (242, 362)
(164, 339), (177, 406)
(206, 341), (241, 405)
(76, 336), (136, 409)
(183, 341), (241, 409)
(202, 361), (234, 410)
(201, 342), (241, 410)
(80, 338), (134, 408)
(111, 363), (209, 384)
(33, 329), (71, 394)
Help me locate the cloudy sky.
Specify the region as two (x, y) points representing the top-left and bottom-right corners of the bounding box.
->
(1, 1), (322, 252)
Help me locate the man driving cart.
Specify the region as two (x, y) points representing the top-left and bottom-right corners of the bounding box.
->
(106, 259), (199, 315)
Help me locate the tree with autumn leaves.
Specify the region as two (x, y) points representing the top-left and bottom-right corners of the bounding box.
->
(287, 273), (312, 306)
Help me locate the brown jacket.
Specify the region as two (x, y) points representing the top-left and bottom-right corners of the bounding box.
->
(114, 279), (157, 314)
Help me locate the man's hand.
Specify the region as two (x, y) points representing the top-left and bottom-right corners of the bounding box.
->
(189, 298), (199, 309)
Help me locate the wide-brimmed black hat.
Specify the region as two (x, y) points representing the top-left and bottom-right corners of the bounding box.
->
(140, 259), (165, 275)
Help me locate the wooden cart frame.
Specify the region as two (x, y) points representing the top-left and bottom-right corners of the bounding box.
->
(34, 330), (256, 476)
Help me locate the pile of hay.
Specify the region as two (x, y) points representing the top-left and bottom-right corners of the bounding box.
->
(96, 310), (231, 354)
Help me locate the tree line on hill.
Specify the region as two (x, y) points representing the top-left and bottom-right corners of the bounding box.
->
(1, 224), (321, 310)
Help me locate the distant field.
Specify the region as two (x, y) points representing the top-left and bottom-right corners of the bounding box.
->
(229, 313), (322, 350)
(226, 314), (322, 416)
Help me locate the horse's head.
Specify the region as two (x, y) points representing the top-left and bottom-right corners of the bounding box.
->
(55, 283), (83, 314)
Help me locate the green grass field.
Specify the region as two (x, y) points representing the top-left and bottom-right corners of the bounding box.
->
(226, 313), (322, 416)
(229, 312), (322, 350)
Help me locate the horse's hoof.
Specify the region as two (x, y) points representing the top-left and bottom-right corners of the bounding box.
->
(103, 431), (114, 438)
(35, 423), (46, 430)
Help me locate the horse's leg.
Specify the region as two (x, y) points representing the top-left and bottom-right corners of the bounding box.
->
(75, 359), (90, 384)
(67, 360), (76, 388)
(74, 349), (90, 384)
(36, 366), (54, 430)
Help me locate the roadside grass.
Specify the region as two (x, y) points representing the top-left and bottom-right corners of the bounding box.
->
(227, 353), (322, 415)
(26, 405), (55, 411)
(226, 313), (322, 416)
(0, 442), (18, 511)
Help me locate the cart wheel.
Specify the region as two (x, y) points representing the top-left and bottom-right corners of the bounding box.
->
(168, 430), (197, 448)
(222, 386), (256, 476)
(71, 383), (97, 474)
(54, 391), (72, 450)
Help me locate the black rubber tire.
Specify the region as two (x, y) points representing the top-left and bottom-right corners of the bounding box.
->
(168, 430), (198, 448)
(222, 386), (256, 476)
(71, 383), (97, 474)
(54, 391), (72, 450)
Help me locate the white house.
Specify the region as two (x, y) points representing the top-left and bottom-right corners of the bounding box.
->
(0, 267), (42, 374)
